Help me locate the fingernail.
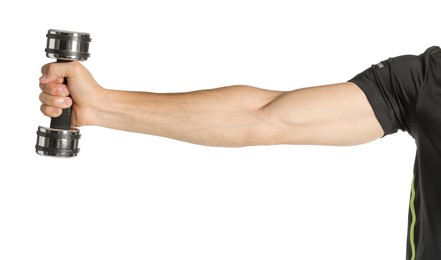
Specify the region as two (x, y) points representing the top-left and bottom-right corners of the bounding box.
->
(64, 98), (72, 106)
(60, 86), (69, 95)
(58, 98), (70, 106)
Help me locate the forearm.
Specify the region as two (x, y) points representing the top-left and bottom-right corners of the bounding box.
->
(93, 85), (283, 147)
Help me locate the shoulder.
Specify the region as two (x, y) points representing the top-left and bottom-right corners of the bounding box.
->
(423, 45), (441, 55)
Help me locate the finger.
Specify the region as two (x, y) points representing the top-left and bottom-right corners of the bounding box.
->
(40, 62), (75, 84)
(40, 104), (62, 118)
(40, 62), (60, 81)
(39, 81), (70, 96)
(39, 92), (72, 108)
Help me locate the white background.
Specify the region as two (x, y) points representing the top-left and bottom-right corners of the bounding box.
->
(0, 0), (437, 259)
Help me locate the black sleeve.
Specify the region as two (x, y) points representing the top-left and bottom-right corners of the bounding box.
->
(348, 46), (439, 137)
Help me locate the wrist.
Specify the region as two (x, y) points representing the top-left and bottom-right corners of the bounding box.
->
(88, 88), (113, 127)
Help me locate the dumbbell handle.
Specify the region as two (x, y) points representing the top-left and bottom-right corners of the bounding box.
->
(50, 59), (72, 130)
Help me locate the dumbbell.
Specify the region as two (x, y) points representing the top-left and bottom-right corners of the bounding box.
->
(35, 29), (91, 157)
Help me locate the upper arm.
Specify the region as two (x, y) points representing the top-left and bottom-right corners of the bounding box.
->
(256, 82), (384, 146)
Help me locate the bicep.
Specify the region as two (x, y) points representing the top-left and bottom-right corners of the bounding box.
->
(259, 82), (384, 146)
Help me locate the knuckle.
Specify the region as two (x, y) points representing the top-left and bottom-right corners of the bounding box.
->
(38, 92), (45, 103)
(40, 63), (49, 74)
(39, 83), (52, 95)
(42, 62), (55, 73)
(40, 104), (61, 117)
(40, 105), (50, 116)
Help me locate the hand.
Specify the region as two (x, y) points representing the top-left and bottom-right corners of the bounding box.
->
(39, 61), (103, 127)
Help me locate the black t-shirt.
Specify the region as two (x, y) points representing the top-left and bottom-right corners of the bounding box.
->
(349, 46), (441, 260)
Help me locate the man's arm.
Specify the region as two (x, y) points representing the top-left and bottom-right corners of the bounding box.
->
(39, 62), (384, 147)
